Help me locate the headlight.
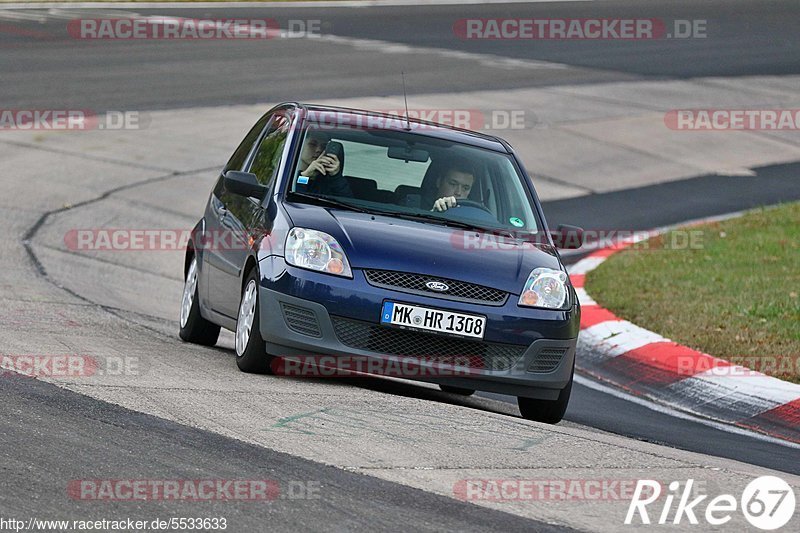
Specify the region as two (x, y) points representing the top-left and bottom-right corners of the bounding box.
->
(518, 268), (570, 309)
(285, 228), (352, 278)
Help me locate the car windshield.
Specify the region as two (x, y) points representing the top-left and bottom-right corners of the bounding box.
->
(287, 120), (541, 233)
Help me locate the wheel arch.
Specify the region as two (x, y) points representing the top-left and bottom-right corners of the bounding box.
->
(241, 254), (259, 294)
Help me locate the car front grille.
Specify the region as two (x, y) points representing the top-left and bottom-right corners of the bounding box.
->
(331, 316), (525, 371)
(527, 347), (568, 373)
(363, 269), (508, 305)
(281, 303), (322, 338)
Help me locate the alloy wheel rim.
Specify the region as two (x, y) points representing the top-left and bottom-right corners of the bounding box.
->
(180, 258), (198, 329)
(236, 280), (257, 356)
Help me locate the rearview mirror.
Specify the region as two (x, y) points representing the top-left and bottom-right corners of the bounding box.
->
(223, 171), (267, 199)
(387, 146), (430, 163)
(550, 224), (584, 250)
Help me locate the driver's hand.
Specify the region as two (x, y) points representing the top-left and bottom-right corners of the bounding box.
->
(432, 196), (457, 212)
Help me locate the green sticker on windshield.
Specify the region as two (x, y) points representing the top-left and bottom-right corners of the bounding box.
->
(509, 217), (524, 227)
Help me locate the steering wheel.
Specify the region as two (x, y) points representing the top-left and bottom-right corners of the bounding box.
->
(455, 199), (492, 213)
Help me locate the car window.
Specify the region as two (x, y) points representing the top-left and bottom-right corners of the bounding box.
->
(249, 114), (290, 186)
(224, 113), (271, 173)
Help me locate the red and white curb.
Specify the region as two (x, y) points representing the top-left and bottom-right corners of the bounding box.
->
(568, 226), (800, 445)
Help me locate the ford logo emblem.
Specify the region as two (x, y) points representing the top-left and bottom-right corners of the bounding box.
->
(425, 281), (449, 292)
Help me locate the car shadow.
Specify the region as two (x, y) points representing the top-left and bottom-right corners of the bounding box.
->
(207, 343), (521, 419)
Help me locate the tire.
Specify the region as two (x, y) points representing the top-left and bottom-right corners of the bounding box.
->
(517, 374), (573, 424)
(439, 385), (475, 396)
(234, 269), (273, 374)
(179, 255), (221, 346)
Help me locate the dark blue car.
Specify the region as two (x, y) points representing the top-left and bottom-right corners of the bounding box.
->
(179, 103), (582, 423)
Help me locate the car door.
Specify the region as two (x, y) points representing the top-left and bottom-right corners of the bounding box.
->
(203, 112), (271, 317)
(205, 111), (291, 318)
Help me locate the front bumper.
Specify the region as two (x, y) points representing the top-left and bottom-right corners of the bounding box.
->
(258, 256), (578, 399)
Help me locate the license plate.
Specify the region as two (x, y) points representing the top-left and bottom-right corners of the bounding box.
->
(380, 302), (486, 340)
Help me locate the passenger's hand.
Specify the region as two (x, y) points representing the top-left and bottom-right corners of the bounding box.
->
(319, 154), (340, 175)
(301, 154), (340, 178)
(432, 196), (457, 212)
(301, 159), (328, 177)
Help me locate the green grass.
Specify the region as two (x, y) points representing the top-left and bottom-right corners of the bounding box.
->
(586, 202), (800, 383)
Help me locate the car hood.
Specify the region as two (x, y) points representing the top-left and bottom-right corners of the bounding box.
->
(283, 203), (563, 295)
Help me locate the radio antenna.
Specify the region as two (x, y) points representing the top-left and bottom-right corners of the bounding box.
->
(401, 71), (412, 131)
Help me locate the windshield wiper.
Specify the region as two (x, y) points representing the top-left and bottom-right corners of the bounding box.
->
(288, 192), (370, 213)
(382, 211), (500, 234)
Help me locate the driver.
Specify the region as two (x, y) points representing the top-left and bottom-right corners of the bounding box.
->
(426, 160), (476, 212)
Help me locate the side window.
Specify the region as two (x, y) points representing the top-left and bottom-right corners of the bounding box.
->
(224, 113), (271, 173)
(248, 114), (290, 186)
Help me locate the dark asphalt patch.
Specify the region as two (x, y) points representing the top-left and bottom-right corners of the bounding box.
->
(0, 373), (571, 532)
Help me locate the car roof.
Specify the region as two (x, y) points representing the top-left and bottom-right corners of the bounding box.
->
(292, 103), (512, 153)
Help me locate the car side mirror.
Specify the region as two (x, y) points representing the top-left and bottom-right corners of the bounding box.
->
(550, 224), (584, 250)
(223, 171), (267, 199)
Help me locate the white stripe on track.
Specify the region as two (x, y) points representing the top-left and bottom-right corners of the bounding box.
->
(575, 374), (800, 450)
(574, 287), (596, 306)
(580, 319), (665, 358)
(4, 1), (596, 10)
(567, 255), (607, 275)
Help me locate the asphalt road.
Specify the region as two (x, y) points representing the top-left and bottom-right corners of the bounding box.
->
(0, 0), (799, 110)
(0, 373), (566, 532)
(2, 1), (800, 529)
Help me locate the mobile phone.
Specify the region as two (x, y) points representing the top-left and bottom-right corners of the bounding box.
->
(324, 140), (344, 160)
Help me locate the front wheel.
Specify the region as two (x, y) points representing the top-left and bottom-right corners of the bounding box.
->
(517, 375), (572, 424)
(179, 256), (220, 346)
(235, 269), (273, 374)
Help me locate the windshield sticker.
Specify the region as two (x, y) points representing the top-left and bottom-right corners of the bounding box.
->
(297, 176), (310, 185)
(510, 217), (524, 227)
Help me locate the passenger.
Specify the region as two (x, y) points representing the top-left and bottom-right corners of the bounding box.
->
(425, 160), (476, 212)
(296, 130), (352, 197)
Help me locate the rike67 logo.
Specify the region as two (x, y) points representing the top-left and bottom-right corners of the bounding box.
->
(626, 476), (796, 530)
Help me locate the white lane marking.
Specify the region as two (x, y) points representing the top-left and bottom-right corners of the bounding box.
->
(663, 376), (791, 420)
(567, 255), (607, 275)
(575, 374), (800, 450)
(319, 34), (570, 70)
(0, 9), (139, 23)
(5, 1), (595, 10)
(0, 10), (49, 21)
(690, 369), (800, 407)
(574, 287), (596, 306)
(45, 8), (141, 19)
(580, 319), (665, 358)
